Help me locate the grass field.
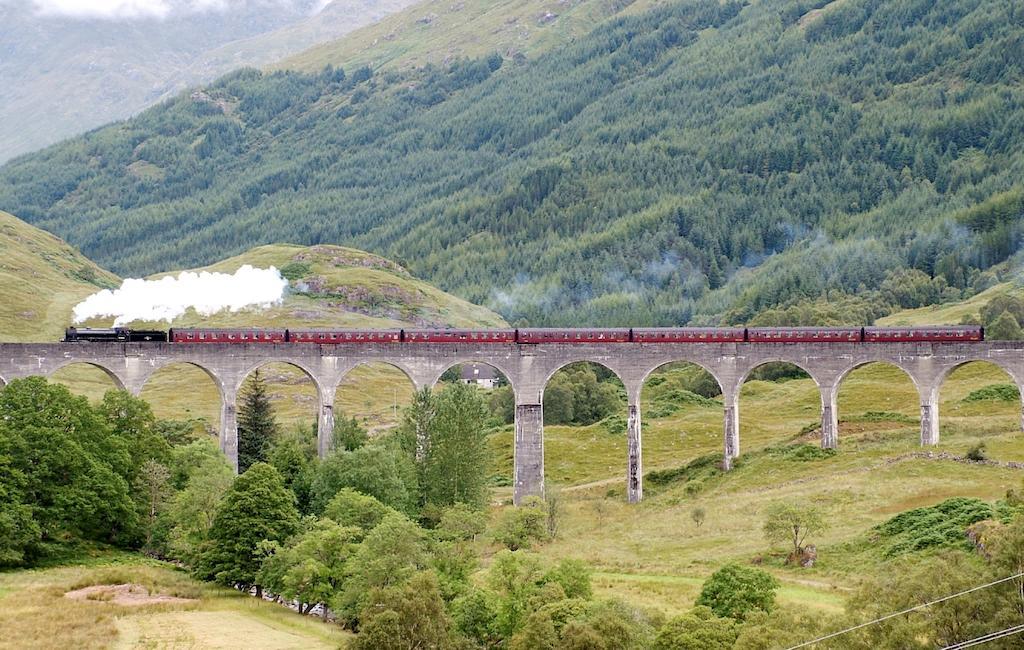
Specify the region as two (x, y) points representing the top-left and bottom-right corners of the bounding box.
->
(0, 554), (349, 650)
(6, 360), (1024, 644)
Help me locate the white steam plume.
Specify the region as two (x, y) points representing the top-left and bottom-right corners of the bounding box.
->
(73, 265), (288, 326)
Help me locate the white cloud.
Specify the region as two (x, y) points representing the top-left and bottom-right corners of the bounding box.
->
(73, 265), (289, 325)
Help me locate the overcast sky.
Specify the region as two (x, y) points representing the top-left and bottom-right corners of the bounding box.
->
(5, 0), (330, 20)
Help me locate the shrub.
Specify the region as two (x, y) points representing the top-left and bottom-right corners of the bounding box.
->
(493, 497), (549, 550)
(654, 606), (738, 650)
(965, 442), (988, 462)
(696, 564), (779, 620)
(875, 497), (1000, 557)
(963, 384), (1020, 403)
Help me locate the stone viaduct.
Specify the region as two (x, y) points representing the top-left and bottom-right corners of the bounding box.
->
(2, 340), (1023, 504)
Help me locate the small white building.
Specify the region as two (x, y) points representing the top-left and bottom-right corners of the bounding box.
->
(460, 363), (497, 389)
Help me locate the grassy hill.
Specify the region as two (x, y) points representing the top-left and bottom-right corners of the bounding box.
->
(0, 210), (118, 343)
(278, 0), (659, 73)
(878, 279), (1024, 326)
(3, 0), (1021, 327)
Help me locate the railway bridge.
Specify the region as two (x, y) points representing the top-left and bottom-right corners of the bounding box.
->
(2, 340), (1023, 504)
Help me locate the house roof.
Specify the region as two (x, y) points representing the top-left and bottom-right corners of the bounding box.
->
(460, 363), (497, 381)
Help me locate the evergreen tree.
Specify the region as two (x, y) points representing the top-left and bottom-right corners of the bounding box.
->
(197, 463), (300, 595)
(237, 369), (278, 473)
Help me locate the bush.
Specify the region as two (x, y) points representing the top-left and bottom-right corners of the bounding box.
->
(646, 454), (722, 488)
(875, 497), (1000, 557)
(493, 497), (549, 550)
(965, 442), (988, 462)
(695, 564), (779, 620)
(963, 384), (1020, 403)
(654, 606), (738, 650)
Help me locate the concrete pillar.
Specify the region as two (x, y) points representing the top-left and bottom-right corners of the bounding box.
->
(626, 402), (642, 503)
(513, 403), (544, 504)
(820, 385), (838, 449)
(319, 403), (335, 458)
(920, 395), (940, 446)
(315, 388), (335, 460)
(723, 393), (739, 470)
(221, 388), (239, 473)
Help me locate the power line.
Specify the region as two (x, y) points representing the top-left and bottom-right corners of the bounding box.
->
(785, 572), (1024, 650)
(941, 623), (1024, 649)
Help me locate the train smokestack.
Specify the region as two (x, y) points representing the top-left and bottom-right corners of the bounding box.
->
(72, 265), (288, 326)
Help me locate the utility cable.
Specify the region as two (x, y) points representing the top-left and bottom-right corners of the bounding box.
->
(940, 624), (1024, 649)
(785, 572), (1024, 649)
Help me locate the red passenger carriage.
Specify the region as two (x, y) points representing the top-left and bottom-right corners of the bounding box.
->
(170, 328), (287, 343)
(289, 329), (401, 343)
(632, 327), (746, 343)
(517, 328), (632, 343)
(746, 327), (861, 343)
(403, 329), (516, 343)
(863, 326), (983, 342)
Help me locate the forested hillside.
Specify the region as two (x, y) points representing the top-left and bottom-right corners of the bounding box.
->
(2, 0), (1023, 326)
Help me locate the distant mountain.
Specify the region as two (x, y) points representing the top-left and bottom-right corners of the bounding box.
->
(2, 0), (1022, 327)
(0, 0), (418, 163)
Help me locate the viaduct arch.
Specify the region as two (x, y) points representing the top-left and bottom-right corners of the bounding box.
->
(3, 340), (1023, 504)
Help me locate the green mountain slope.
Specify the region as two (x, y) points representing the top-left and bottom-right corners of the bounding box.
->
(0, 210), (118, 343)
(277, 0), (659, 73)
(2, 0), (1023, 326)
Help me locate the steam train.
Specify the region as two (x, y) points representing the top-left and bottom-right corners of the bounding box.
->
(62, 325), (985, 344)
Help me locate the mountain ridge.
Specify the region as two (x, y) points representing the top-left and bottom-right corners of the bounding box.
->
(2, 0), (1022, 327)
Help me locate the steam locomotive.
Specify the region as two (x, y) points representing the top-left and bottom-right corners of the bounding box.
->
(62, 325), (984, 344)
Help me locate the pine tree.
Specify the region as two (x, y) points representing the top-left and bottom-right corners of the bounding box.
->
(237, 369), (278, 473)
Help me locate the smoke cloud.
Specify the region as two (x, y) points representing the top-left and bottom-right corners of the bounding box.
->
(73, 265), (289, 326)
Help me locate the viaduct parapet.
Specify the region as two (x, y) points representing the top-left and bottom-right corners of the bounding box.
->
(2, 341), (1023, 504)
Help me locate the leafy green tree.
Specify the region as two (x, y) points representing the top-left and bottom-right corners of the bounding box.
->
(397, 387), (435, 461)
(237, 369), (279, 473)
(422, 381), (491, 510)
(166, 444), (235, 564)
(323, 488), (399, 538)
(452, 587), (502, 647)
(653, 606), (738, 650)
(493, 497), (549, 551)
(333, 415), (369, 452)
(695, 564), (779, 620)
(351, 571), (454, 650)
(333, 511), (429, 624)
(436, 502), (488, 542)
(763, 502), (828, 563)
(197, 463), (300, 595)
(987, 310), (1023, 340)
(257, 519), (360, 614)
(487, 550), (546, 637)
(0, 378), (136, 555)
(510, 611), (559, 650)
(311, 443), (418, 515)
(544, 558), (593, 600)
(135, 459), (171, 550)
(489, 385), (515, 424)
(267, 424), (317, 514)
